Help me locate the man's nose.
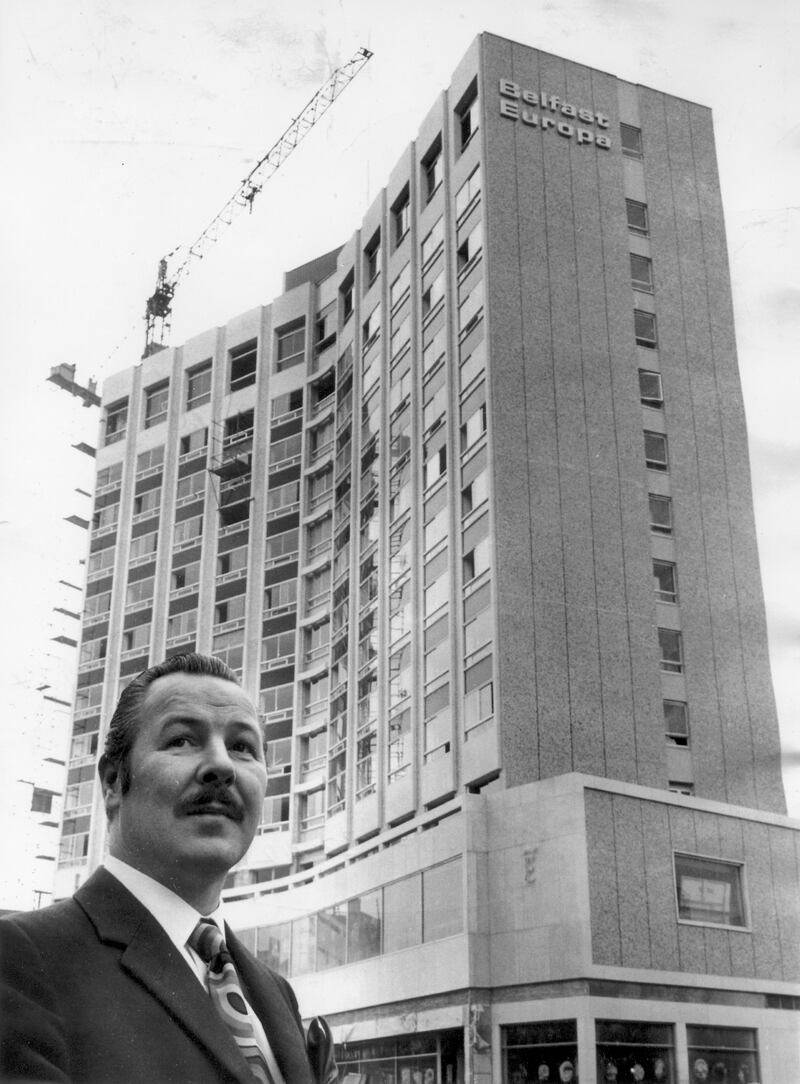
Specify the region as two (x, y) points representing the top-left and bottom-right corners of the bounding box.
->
(197, 738), (235, 784)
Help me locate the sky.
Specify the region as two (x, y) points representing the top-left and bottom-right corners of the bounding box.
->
(1, 0), (798, 890)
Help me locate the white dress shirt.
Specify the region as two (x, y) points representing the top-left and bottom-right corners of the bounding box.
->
(103, 857), (286, 1083)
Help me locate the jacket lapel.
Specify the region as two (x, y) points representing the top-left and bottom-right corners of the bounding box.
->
(75, 869), (254, 1084)
(227, 927), (315, 1084)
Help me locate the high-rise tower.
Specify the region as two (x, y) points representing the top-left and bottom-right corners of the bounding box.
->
(58, 34), (799, 1084)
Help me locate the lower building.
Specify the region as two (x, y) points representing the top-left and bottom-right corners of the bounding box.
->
(225, 773), (799, 1082)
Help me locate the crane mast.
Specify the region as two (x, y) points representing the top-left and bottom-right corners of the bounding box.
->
(143, 45), (372, 357)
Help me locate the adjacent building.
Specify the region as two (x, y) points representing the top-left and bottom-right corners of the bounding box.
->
(58, 33), (800, 1084)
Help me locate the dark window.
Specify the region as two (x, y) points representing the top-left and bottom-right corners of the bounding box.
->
(658, 627), (683, 673)
(340, 272), (354, 322)
(230, 340), (257, 391)
(186, 361), (212, 409)
(686, 1026), (759, 1084)
(644, 431), (668, 471)
(664, 700), (689, 746)
(595, 1021), (675, 1084)
(392, 187), (410, 247)
(635, 309), (657, 348)
(631, 253), (654, 292)
(639, 369), (663, 408)
(144, 381), (169, 429)
(276, 320), (305, 372)
(621, 123), (643, 158)
(653, 559), (677, 603)
(422, 136), (443, 202)
(649, 493), (672, 534)
(180, 427), (208, 456)
(626, 198), (649, 234)
(364, 230), (381, 285)
(675, 855), (746, 927)
(457, 82), (479, 152)
(105, 399), (128, 446)
(457, 220), (483, 272)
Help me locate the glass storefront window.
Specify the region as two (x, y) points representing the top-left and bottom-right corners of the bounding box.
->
(686, 1026), (759, 1084)
(503, 1020), (577, 1084)
(596, 1021), (674, 1083)
(383, 873), (422, 953)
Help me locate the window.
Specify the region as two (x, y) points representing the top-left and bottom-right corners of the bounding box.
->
(664, 700), (689, 746)
(464, 661), (493, 732)
(362, 303), (381, 348)
(180, 427), (208, 456)
(340, 272), (354, 322)
(634, 309), (657, 348)
(456, 83), (479, 152)
(229, 340), (257, 391)
(644, 431), (668, 471)
(96, 461), (123, 488)
(460, 402), (486, 451)
(621, 122), (643, 157)
(674, 854), (746, 927)
(503, 1020), (578, 1084)
(383, 874), (422, 953)
(186, 361), (212, 409)
(458, 279), (484, 337)
(136, 446), (164, 474)
(390, 264), (411, 311)
(271, 388), (303, 419)
(422, 859), (463, 940)
(423, 439), (446, 488)
(653, 560), (677, 603)
(658, 627), (683, 673)
(649, 493), (672, 534)
(686, 1026), (759, 1084)
(422, 136), (443, 202)
(457, 220), (483, 272)
(595, 1021), (675, 1084)
(133, 488), (161, 518)
(176, 471), (205, 503)
(171, 561), (200, 591)
(364, 229), (381, 285)
(421, 218), (443, 266)
(315, 302), (336, 351)
(144, 381), (169, 429)
(104, 399), (128, 446)
(421, 271), (444, 318)
(392, 188), (410, 246)
(639, 369), (663, 408)
(631, 253), (654, 293)
(455, 164), (481, 220)
(276, 319), (305, 372)
(626, 198), (649, 234)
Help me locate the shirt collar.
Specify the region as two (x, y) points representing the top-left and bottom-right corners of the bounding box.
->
(104, 855), (227, 948)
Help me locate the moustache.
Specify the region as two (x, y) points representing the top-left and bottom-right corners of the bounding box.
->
(179, 786), (244, 821)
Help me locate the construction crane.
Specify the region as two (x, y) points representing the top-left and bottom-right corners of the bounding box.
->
(143, 45), (373, 358)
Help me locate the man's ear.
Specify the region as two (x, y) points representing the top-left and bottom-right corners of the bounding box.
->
(98, 754), (122, 818)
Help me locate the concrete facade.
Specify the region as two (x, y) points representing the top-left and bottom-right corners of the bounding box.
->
(58, 33), (798, 1083)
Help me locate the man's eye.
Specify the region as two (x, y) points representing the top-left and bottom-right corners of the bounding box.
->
(166, 735), (193, 748)
(231, 740), (257, 756)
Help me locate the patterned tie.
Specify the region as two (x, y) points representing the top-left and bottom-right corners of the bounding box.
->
(189, 919), (276, 1084)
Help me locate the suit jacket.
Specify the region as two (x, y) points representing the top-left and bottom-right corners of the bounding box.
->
(0, 868), (316, 1084)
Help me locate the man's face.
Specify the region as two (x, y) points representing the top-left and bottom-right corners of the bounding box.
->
(105, 673), (267, 897)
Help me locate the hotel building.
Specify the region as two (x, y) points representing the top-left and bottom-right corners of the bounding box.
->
(58, 33), (800, 1084)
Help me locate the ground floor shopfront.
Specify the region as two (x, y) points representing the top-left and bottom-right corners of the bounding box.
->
(328, 987), (797, 1083)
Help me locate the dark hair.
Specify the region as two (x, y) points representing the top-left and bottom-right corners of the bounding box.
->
(98, 653), (240, 795)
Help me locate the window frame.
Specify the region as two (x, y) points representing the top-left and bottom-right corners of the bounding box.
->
(186, 360), (212, 410)
(143, 381), (169, 430)
(621, 122), (643, 158)
(364, 229), (381, 285)
(673, 852), (748, 929)
(422, 136), (443, 203)
(275, 319), (306, 373)
(391, 187), (410, 248)
(634, 309), (658, 349)
(631, 253), (654, 293)
(626, 198), (649, 235)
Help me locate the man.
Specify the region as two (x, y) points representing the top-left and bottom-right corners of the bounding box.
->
(1, 653), (334, 1083)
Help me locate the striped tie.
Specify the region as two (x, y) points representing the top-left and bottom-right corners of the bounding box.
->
(189, 919), (276, 1084)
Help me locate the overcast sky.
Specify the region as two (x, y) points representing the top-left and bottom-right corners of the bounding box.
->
(1, 0), (798, 873)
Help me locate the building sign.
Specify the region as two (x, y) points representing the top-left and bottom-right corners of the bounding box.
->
(498, 79), (611, 149)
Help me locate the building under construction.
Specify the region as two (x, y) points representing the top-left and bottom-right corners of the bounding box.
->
(58, 33), (800, 1084)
